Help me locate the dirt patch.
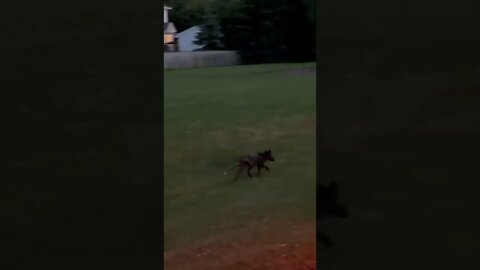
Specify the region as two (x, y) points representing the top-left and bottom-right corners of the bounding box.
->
(164, 220), (316, 270)
(208, 116), (315, 150)
(211, 130), (237, 149)
(231, 116), (315, 142)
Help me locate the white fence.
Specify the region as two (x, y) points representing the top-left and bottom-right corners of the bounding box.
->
(164, 51), (240, 69)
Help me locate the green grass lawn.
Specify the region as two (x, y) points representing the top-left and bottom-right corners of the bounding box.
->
(164, 63), (317, 253)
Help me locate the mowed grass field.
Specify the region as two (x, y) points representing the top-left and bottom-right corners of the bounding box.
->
(164, 63), (316, 269)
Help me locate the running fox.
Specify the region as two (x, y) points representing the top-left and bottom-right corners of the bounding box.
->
(224, 150), (275, 180)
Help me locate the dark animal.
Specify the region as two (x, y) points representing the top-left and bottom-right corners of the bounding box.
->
(317, 182), (348, 247)
(224, 150), (275, 180)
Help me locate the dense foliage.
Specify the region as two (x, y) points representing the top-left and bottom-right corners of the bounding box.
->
(166, 0), (316, 63)
(167, 0), (479, 72)
(193, 7), (224, 50)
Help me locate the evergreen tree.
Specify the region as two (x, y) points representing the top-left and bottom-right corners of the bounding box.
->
(194, 7), (224, 50)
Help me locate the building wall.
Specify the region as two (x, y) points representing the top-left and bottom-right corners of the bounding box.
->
(164, 51), (240, 69)
(164, 8), (169, 23)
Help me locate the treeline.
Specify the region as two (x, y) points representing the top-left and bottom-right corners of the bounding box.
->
(167, 0), (479, 73)
(167, 0), (316, 64)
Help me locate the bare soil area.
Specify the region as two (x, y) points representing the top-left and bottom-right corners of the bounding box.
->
(164, 219), (316, 270)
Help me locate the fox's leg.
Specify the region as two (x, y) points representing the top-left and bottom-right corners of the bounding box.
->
(247, 164), (253, 177)
(262, 164), (270, 171)
(256, 165), (262, 176)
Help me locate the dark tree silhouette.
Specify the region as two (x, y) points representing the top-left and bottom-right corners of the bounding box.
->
(194, 7), (224, 50)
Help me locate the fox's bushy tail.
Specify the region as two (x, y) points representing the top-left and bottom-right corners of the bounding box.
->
(224, 162), (240, 175)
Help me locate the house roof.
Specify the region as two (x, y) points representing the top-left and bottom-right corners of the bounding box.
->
(176, 26), (201, 38)
(164, 22), (177, 34)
